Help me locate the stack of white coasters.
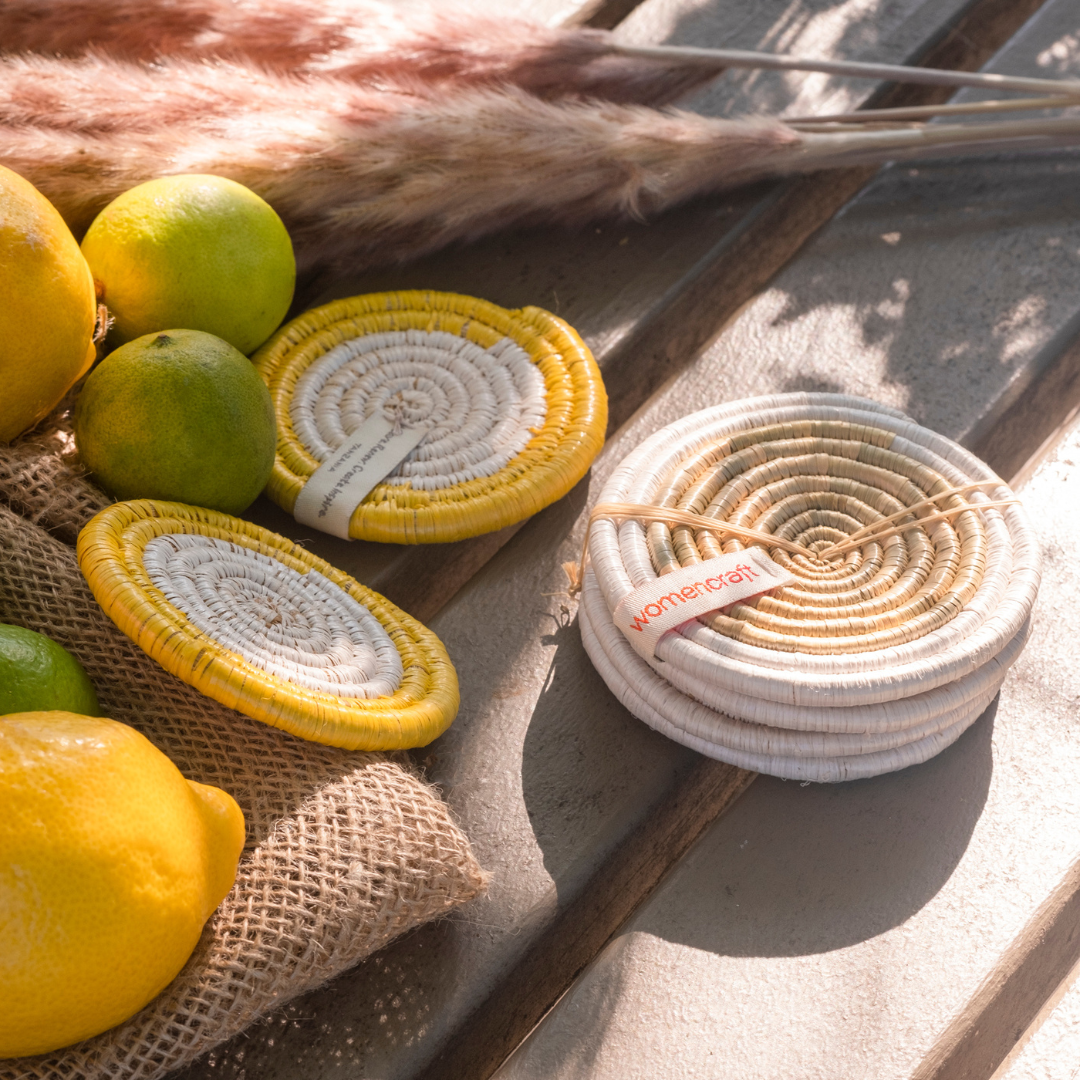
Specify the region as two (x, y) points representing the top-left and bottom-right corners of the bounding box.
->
(579, 393), (1040, 782)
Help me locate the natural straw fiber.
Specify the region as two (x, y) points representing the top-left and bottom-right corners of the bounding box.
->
(0, 502), (487, 1080)
(580, 392), (1041, 782)
(78, 500), (460, 750)
(253, 290), (607, 543)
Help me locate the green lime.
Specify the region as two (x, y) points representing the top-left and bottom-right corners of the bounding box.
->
(0, 624), (99, 716)
(73, 329), (277, 514)
(80, 174), (295, 355)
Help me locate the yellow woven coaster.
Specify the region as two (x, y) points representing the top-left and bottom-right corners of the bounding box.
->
(77, 501), (460, 750)
(252, 290), (608, 543)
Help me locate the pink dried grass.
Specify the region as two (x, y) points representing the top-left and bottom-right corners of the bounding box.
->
(5, 3), (1080, 277)
(0, 54), (801, 274)
(0, 0), (711, 105)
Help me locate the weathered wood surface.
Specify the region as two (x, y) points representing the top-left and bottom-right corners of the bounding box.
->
(486, 3), (1080, 1078)
(996, 954), (1080, 1080)
(173, 0), (1080, 1078)
(490, 0), (610, 29)
(910, 856), (1080, 1080)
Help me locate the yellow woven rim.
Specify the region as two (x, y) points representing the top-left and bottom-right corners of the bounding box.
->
(251, 290), (608, 543)
(76, 500), (460, 750)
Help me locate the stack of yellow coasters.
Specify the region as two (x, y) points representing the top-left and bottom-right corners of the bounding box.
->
(77, 500), (459, 750)
(253, 290), (608, 543)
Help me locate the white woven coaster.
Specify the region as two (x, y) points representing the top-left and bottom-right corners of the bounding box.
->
(290, 328), (547, 490)
(143, 534), (404, 699)
(580, 392), (1041, 782)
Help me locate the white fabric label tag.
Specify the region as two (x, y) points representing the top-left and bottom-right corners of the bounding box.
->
(612, 548), (795, 660)
(293, 415), (427, 540)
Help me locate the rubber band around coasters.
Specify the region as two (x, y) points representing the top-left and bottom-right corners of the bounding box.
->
(578, 392), (1041, 782)
(252, 290), (608, 544)
(77, 500), (460, 750)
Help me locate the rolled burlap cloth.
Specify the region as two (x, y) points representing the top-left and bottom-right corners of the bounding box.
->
(0, 418), (487, 1080)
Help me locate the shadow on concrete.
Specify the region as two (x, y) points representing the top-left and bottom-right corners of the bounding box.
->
(519, 608), (698, 896)
(658, 0), (898, 119)
(632, 697), (996, 958)
(756, 153), (1080, 442)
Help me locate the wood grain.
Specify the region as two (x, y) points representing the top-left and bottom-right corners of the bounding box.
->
(568, 0), (646, 29)
(368, 522), (528, 623)
(415, 758), (758, 1080)
(910, 859), (1080, 1080)
(968, 320), (1080, 487)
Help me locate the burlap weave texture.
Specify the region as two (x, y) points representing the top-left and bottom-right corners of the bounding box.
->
(0, 399), (109, 545)
(0, 416), (487, 1080)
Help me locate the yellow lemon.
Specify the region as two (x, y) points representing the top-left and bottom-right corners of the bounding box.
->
(0, 711), (245, 1057)
(0, 165), (97, 444)
(81, 174), (295, 355)
(73, 329), (277, 514)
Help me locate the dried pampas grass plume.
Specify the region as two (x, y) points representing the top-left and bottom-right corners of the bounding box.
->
(0, 0), (713, 106)
(5, 53), (1080, 278)
(0, 54), (804, 274)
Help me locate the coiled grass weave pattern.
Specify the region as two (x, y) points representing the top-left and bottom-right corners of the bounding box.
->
(580, 393), (1040, 782)
(78, 501), (459, 750)
(254, 291), (607, 543)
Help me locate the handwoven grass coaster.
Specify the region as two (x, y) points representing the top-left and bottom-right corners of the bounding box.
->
(580, 392), (1041, 782)
(77, 500), (459, 750)
(252, 290), (607, 543)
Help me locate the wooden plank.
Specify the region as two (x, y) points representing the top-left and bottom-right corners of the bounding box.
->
(911, 859), (1080, 1080)
(569, 0), (645, 29)
(968, 325), (1080, 488)
(417, 760), (757, 1080)
(993, 956), (1080, 1080)
(500, 0), (622, 29)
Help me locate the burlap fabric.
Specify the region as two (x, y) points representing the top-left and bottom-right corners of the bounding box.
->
(0, 411), (487, 1080)
(0, 393), (109, 546)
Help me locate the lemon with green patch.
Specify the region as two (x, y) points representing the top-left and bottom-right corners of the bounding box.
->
(81, 174), (295, 355)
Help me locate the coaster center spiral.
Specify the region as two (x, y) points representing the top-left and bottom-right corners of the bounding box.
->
(290, 328), (548, 491)
(142, 534), (405, 699)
